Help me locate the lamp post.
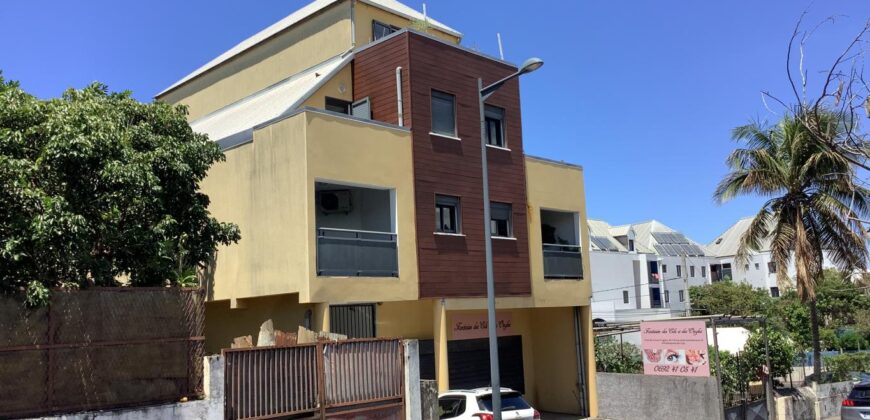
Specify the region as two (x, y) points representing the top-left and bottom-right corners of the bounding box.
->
(478, 57), (543, 420)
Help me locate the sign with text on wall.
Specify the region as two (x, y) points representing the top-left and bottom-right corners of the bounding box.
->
(451, 312), (513, 340)
(640, 320), (710, 377)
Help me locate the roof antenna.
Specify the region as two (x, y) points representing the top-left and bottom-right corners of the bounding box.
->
(496, 33), (505, 60)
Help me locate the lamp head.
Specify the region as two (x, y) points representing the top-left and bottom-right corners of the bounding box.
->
(518, 57), (544, 75)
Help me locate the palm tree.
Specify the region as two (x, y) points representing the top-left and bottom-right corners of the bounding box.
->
(715, 111), (868, 378)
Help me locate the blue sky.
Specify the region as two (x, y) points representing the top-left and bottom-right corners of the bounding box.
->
(2, 1), (868, 243)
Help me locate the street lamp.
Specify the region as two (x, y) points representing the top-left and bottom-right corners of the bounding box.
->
(478, 57), (543, 420)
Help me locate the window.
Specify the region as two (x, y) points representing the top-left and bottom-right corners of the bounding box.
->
(755, 263), (760, 270)
(484, 105), (506, 147)
(722, 263), (733, 280)
(701, 266), (707, 277)
(665, 290), (670, 303)
(372, 20), (398, 41)
(435, 195), (460, 234)
(490, 202), (512, 237)
(770, 287), (780, 298)
(768, 262), (777, 273)
(622, 290), (629, 304)
(744, 264), (750, 271)
(679, 290), (685, 302)
(351, 97), (372, 120)
(438, 396), (466, 419)
(628, 239), (635, 252)
(431, 90), (456, 137)
(325, 97), (351, 114)
(690, 266), (695, 277)
(676, 265), (682, 277)
(662, 264), (668, 273)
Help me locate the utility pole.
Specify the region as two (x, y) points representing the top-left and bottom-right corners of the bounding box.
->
(682, 255), (690, 317)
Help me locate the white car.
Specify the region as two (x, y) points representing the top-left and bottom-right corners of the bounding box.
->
(438, 387), (541, 420)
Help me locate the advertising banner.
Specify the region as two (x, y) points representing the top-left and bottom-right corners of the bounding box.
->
(640, 320), (710, 376)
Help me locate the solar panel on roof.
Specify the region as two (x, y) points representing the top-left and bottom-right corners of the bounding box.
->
(591, 236), (620, 252)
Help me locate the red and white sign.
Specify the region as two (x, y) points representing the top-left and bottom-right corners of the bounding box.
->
(451, 313), (513, 340)
(640, 320), (710, 377)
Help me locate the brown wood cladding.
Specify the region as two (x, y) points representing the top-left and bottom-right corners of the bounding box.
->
(354, 32), (531, 298)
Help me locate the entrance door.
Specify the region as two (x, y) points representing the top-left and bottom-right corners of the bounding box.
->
(447, 335), (525, 393)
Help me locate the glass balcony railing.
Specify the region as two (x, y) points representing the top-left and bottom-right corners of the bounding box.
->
(316, 228), (398, 277)
(542, 243), (583, 279)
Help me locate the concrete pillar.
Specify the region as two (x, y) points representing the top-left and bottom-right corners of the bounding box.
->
(403, 340), (422, 420)
(581, 305), (599, 418)
(433, 299), (449, 392)
(313, 302), (330, 332)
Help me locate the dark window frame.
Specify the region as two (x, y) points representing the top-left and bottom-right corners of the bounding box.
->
(372, 20), (399, 41)
(490, 202), (513, 238)
(770, 287), (780, 298)
(690, 266), (695, 277)
(435, 194), (461, 234)
(679, 290), (685, 302)
(676, 265), (682, 277)
(628, 239), (635, 252)
(484, 104), (506, 148)
(325, 97), (351, 114)
(768, 261), (777, 273)
(622, 290), (629, 304)
(431, 90), (457, 137)
(663, 264), (668, 273)
(665, 290), (670, 303)
(701, 266), (707, 277)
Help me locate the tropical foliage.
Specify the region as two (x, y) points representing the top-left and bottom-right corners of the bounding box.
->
(0, 75), (240, 306)
(714, 111), (869, 375)
(594, 337), (642, 374)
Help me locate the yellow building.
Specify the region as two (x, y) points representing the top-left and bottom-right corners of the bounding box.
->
(158, 0), (597, 416)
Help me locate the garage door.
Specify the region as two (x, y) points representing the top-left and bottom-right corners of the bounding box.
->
(448, 335), (524, 393)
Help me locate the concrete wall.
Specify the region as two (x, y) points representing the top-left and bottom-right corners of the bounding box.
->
(590, 251), (640, 315)
(815, 380), (852, 419)
(525, 157), (592, 308)
(35, 356), (224, 420)
(200, 110), (416, 304)
(159, 2), (353, 119)
(596, 373), (723, 420)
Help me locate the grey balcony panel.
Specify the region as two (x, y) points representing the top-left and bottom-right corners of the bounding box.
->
(543, 243), (583, 279)
(316, 228), (398, 277)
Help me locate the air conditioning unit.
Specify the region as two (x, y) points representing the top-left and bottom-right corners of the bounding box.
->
(317, 190), (352, 214)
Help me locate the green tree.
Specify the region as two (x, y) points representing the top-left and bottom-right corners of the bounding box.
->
(594, 337), (642, 374)
(689, 281), (772, 316)
(0, 75), (240, 305)
(714, 112), (869, 378)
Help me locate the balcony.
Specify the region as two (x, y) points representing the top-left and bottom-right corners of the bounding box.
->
(315, 182), (398, 277)
(540, 209), (583, 279)
(542, 243), (583, 279)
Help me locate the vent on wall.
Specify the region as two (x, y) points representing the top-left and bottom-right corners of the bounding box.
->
(317, 190), (352, 214)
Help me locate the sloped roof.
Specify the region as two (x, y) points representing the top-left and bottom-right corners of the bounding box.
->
(189, 54), (350, 148)
(158, 0), (461, 96)
(588, 219), (628, 252)
(621, 220), (708, 256)
(706, 217), (771, 257)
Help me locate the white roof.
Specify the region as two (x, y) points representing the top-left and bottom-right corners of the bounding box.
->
(706, 216), (771, 257)
(189, 54), (349, 144)
(158, 0), (461, 96)
(587, 219), (629, 252)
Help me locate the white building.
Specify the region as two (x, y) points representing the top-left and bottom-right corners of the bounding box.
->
(706, 216), (840, 296)
(589, 219), (718, 322)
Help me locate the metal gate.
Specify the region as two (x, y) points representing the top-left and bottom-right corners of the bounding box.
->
(223, 338), (404, 419)
(329, 304), (376, 338)
(447, 335), (525, 393)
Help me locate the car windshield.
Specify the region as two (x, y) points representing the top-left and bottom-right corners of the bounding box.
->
(477, 392), (531, 411)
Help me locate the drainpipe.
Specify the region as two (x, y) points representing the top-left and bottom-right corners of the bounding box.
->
(395, 67), (404, 126)
(350, 0), (356, 48)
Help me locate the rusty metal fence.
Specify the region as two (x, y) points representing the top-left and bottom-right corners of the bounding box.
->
(223, 338), (405, 419)
(0, 287), (205, 419)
